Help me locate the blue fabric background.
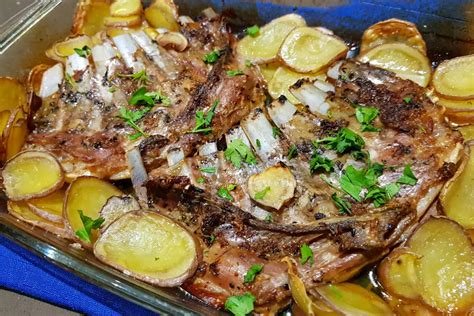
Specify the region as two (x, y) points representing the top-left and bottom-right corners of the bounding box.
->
(0, 235), (156, 315)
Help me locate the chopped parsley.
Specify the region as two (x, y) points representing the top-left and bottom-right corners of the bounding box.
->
(244, 264), (263, 284)
(272, 126), (282, 139)
(254, 186), (271, 200)
(365, 183), (400, 207)
(256, 139), (261, 150)
(217, 184), (236, 202)
(300, 244), (314, 266)
(316, 128), (365, 155)
(309, 153), (334, 173)
(108, 86), (117, 93)
(118, 107), (150, 139)
(355, 106), (381, 132)
(265, 213), (273, 222)
(75, 210), (105, 243)
(339, 163), (383, 202)
(74, 45), (91, 58)
(118, 70), (150, 85)
(64, 73), (76, 88)
(244, 25), (260, 37)
(200, 166), (217, 174)
(227, 69), (244, 77)
(190, 100), (219, 134)
(203, 50), (223, 64)
(129, 87), (171, 107)
(403, 96), (412, 104)
(245, 60), (253, 67)
(225, 293), (256, 316)
(197, 177), (206, 184)
(287, 144), (297, 160)
(225, 139), (257, 168)
(331, 193), (352, 215)
(209, 234), (216, 244)
(397, 164), (418, 186)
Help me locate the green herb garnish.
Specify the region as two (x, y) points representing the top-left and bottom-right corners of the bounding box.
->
(244, 264), (263, 284)
(190, 99), (219, 134)
(197, 177), (206, 184)
(217, 184), (236, 202)
(203, 50), (223, 64)
(64, 73), (76, 88)
(245, 60), (253, 67)
(118, 107), (149, 139)
(224, 139), (257, 168)
(397, 164), (417, 186)
(108, 86), (117, 93)
(300, 244), (314, 266)
(118, 70), (150, 85)
(256, 139), (261, 150)
(209, 234), (216, 244)
(254, 186), (270, 200)
(129, 87), (171, 107)
(227, 69), (244, 77)
(403, 96), (412, 104)
(225, 293), (256, 316)
(355, 107), (381, 132)
(265, 213), (273, 222)
(272, 126), (282, 139)
(200, 166), (217, 174)
(74, 45), (91, 58)
(75, 210), (104, 243)
(244, 25), (260, 37)
(309, 153), (334, 173)
(287, 144), (297, 160)
(331, 193), (352, 215)
(316, 128), (365, 155)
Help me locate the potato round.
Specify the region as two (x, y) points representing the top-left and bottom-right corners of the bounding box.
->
(94, 211), (200, 287)
(279, 27), (348, 73)
(28, 189), (66, 223)
(110, 0), (142, 17)
(432, 55), (474, 100)
(0, 77), (27, 112)
(2, 151), (64, 201)
(358, 43), (431, 87)
(237, 14), (306, 63)
(64, 176), (122, 243)
(144, 0), (179, 32)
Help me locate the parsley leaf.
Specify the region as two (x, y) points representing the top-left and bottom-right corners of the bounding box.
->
(209, 234), (216, 244)
(118, 70), (150, 85)
(287, 144), (298, 160)
(225, 139), (257, 168)
(300, 244), (314, 266)
(397, 164), (418, 186)
(203, 50), (223, 64)
(218, 184), (236, 201)
(244, 25), (260, 37)
(309, 153), (334, 173)
(197, 177), (206, 184)
(403, 96), (412, 104)
(272, 126), (282, 139)
(331, 193), (352, 215)
(356, 107), (381, 132)
(339, 164), (381, 202)
(74, 45), (91, 58)
(190, 100), (219, 134)
(316, 128), (365, 155)
(75, 210), (104, 243)
(118, 107), (149, 139)
(245, 60), (253, 67)
(129, 87), (171, 107)
(64, 73), (76, 88)
(200, 167), (217, 174)
(256, 139), (261, 150)
(225, 293), (256, 316)
(365, 183), (401, 207)
(244, 264), (263, 284)
(227, 69), (244, 77)
(265, 213), (273, 222)
(254, 186), (271, 200)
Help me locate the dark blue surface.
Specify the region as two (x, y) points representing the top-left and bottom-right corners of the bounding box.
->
(0, 235), (156, 316)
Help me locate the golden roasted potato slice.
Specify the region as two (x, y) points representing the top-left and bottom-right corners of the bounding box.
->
(2, 151), (64, 201)
(444, 110), (474, 126)
(99, 195), (139, 231)
(5, 118), (28, 160)
(408, 218), (474, 312)
(360, 19), (426, 55)
(94, 211), (200, 287)
(64, 176), (122, 244)
(248, 164), (296, 210)
(358, 43), (431, 87)
(110, 0), (142, 17)
(268, 66), (324, 104)
(237, 14), (306, 63)
(458, 125), (474, 141)
(104, 15), (142, 28)
(0, 77), (27, 112)
(8, 201), (69, 238)
(72, 0), (111, 36)
(378, 248), (420, 300)
(144, 0), (180, 32)
(0, 110), (11, 135)
(28, 189), (66, 223)
(316, 283), (394, 315)
(258, 62), (281, 82)
(440, 143), (474, 228)
(279, 27), (348, 73)
(436, 96), (474, 111)
(432, 55), (474, 100)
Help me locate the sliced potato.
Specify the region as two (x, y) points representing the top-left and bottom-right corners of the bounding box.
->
(2, 151), (64, 201)
(358, 43), (431, 87)
(64, 176), (122, 244)
(445, 110), (474, 126)
(5, 118), (28, 160)
(237, 14), (306, 63)
(459, 125), (474, 141)
(268, 66), (324, 104)
(432, 55), (474, 100)
(258, 62), (280, 82)
(0, 77), (27, 112)
(0, 110), (11, 136)
(360, 19), (426, 55)
(437, 96), (474, 111)
(110, 0), (142, 17)
(316, 283), (394, 315)
(8, 201), (69, 238)
(440, 143), (474, 228)
(408, 218), (474, 312)
(72, 1), (111, 36)
(378, 248), (420, 300)
(28, 189), (66, 223)
(156, 32), (188, 51)
(144, 0), (180, 32)
(99, 195), (140, 231)
(104, 15), (142, 28)
(279, 27), (348, 73)
(248, 164), (296, 210)
(94, 211), (200, 287)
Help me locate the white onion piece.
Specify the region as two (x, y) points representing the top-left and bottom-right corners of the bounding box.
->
(91, 43), (117, 77)
(290, 83), (330, 115)
(38, 63), (63, 98)
(314, 80), (335, 93)
(127, 148), (148, 207)
(178, 16), (194, 25)
(66, 53), (89, 75)
(225, 126), (251, 147)
(112, 34), (143, 71)
(241, 111), (277, 160)
(167, 147), (185, 167)
(327, 61), (343, 80)
(202, 7), (218, 19)
(267, 99), (297, 127)
(198, 142), (218, 156)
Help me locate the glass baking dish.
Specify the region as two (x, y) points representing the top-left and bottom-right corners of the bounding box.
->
(0, 0), (473, 314)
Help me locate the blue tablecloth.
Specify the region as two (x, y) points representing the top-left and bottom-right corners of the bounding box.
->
(0, 235), (156, 315)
